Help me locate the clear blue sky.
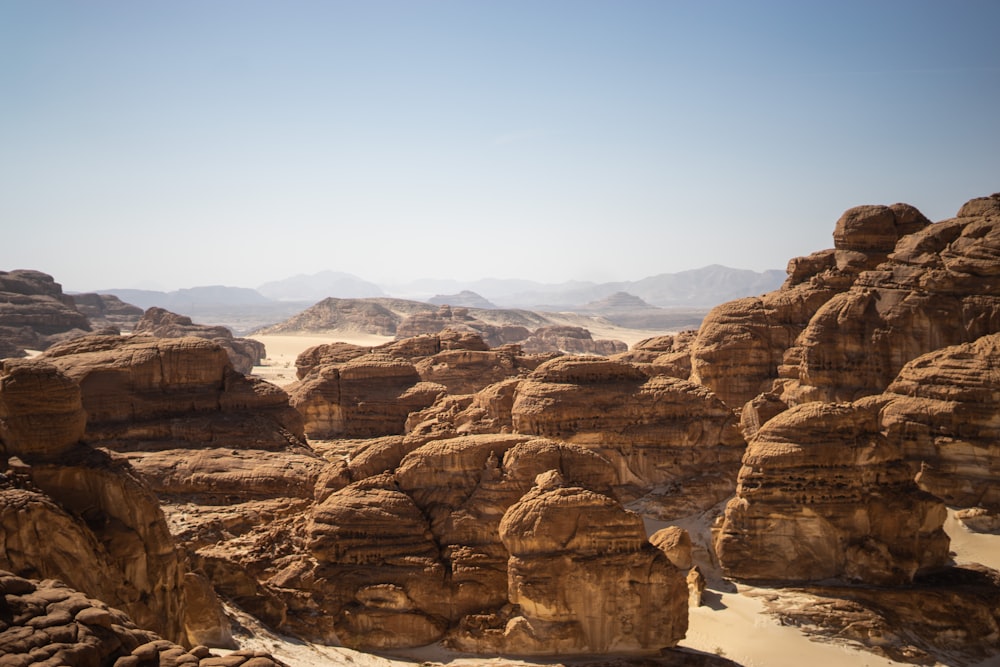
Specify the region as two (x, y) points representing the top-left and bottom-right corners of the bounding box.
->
(2, 0), (998, 291)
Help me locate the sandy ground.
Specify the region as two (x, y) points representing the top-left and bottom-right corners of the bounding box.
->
(248, 327), (666, 387)
(249, 333), (395, 386)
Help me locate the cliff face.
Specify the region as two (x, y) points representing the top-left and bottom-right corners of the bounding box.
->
(0, 269), (92, 357)
(714, 399), (949, 585)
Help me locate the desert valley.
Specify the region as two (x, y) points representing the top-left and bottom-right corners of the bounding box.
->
(4, 193), (1000, 667)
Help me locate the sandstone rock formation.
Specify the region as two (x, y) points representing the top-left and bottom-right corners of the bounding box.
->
(613, 331), (696, 379)
(488, 471), (688, 655)
(256, 297), (404, 335)
(777, 194), (1000, 405)
(70, 292), (144, 332)
(519, 325), (627, 355)
(715, 400), (950, 585)
(38, 335), (304, 451)
(288, 353), (445, 438)
(0, 269), (91, 358)
(879, 332), (1000, 514)
(688, 202), (932, 410)
(134, 307), (266, 374)
(396, 305), (531, 347)
(0, 570), (285, 667)
(304, 434), (686, 655)
(512, 356), (744, 517)
(762, 565), (1000, 665)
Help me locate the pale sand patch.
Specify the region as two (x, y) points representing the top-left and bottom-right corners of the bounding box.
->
(249, 333), (395, 387)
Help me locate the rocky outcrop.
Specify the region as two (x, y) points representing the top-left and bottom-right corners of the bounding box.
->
(512, 356), (744, 518)
(0, 359), (87, 460)
(0, 269), (92, 357)
(0, 570), (285, 667)
(484, 471), (688, 655)
(38, 335), (304, 451)
(715, 400), (950, 585)
(71, 292), (144, 332)
(288, 353), (445, 438)
(687, 202), (933, 410)
(777, 194), (1000, 405)
(396, 305), (531, 347)
(613, 332), (696, 379)
(879, 332), (1000, 512)
(134, 307), (265, 374)
(257, 297), (402, 335)
(519, 325), (627, 356)
(306, 473), (449, 650)
(762, 566), (1000, 666)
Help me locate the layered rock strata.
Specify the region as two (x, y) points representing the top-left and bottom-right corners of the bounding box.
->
(133, 307), (266, 374)
(715, 400), (950, 585)
(512, 356), (744, 517)
(879, 332), (1000, 513)
(0, 269), (92, 357)
(778, 194), (1000, 405)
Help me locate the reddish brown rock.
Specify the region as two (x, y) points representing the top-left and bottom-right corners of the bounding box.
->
(70, 292), (144, 333)
(306, 473), (449, 650)
(0, 359), (87, 460)
(613, 331), (696, 379)
(0, 270), (92, 357)
(395, 306), (531, 347)
(133, 307), (266, 374)
(879, 333), (1000, 511)
(288, 353), (445, 438)
(688, 201), (933, 411)
(0, 570), (286, 667)
(715, 400), (949, 585)
(39, 335), (304, 450)
(512, 356), (744, 518)
(259, 297), (401, 335)
(519, 325), (627, 356)
(465, 471), (688, 655)
(778, 194), (1000, 405)
(294, 341), (368, 379)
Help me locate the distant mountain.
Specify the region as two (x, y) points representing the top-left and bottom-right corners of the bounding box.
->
(258, 271), (386, 301)
(428, 291), (497, 309)
(99, 285), (271, 310)
(483, 266), (785, 309)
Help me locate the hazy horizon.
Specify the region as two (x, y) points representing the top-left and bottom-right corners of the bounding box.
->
(3, 1), (999, 292)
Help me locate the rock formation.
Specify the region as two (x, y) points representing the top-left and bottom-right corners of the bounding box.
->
(777, 194), (1000, 405)
(0, 269), (92, 357)
(256, 297), (404, 335)
(0, 570), (285, 667)
(519, 325), (627, 355)
(0, 357), (218, 644)
(38, 335), (303, 451)
(512, 356), (745, 517)
(879, 332), (1000, 514)
(396, 305), (531, 347)
(133, 307), (266, 374)
(288, 353), (445, 438)
(715, 400), (949, 585)
(485, 471), (688, 655)
(613, 331), (696, 379)
(70, 292), (144, 332)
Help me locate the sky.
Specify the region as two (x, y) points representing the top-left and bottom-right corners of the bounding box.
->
(1, 1), (999, 292)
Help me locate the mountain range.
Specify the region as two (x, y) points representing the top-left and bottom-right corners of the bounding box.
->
(98, 265), (781, 308)
(89, 265), (785, 334)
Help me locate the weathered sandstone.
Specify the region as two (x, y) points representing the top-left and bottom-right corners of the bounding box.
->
(879, 332), (1000, 512)
(0, 570), (285, 667)
(0, 269), (92, 357)
(519, 325), (627, 356)
(715, 400), (950, 585)
(778, 193), (1000, 405)
(512, 356), (744, 517)
(479, 471), (688, 655)
(288, 353), (445, 438)
(134, 307), (266, 374)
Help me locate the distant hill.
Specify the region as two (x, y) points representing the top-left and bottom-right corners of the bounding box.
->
(100, 286), (272, 310)
(257, 271), (386, 301)
(428, 291), (497, 309)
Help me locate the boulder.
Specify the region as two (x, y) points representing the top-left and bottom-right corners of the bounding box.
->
(0, 359), (86, 460)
